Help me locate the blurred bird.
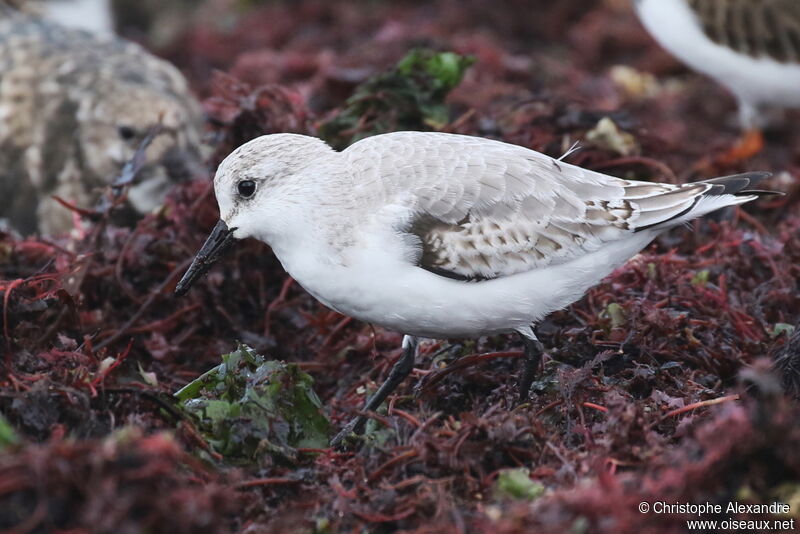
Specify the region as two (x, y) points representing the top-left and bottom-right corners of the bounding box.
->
(0, 8), (204, 235)
(634, 0), (800, 162)
(173, 131), (774, 446)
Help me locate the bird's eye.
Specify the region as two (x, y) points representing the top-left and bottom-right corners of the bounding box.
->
(237, 180), (256, 198)
(117, 126), (136, 140)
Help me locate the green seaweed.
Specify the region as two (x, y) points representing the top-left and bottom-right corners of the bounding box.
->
(601, 302), (627, 329)
(691, 269), (710, 286)
(319, 48), (474, 149)
(772, 323), (796, 338)
(494, 468), (545, 501)
(0, 413), (19, 449)
(175, 344), (329, 463)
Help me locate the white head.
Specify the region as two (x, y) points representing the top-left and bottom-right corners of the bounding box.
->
(175, 133), (334, 295)
(213, 133), (334, 242)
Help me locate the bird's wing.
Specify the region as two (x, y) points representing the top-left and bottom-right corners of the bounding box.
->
(343, 132), (718, 281)
(687, 0), (800, 63)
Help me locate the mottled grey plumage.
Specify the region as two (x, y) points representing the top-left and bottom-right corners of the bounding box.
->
(687, 0), (800, 63)
(0, 9), (203, 235)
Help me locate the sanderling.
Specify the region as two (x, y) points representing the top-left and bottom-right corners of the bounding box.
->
(174, 131), (773, 446)
(634, 0), (800, 159)
(0, 9), (203, 235)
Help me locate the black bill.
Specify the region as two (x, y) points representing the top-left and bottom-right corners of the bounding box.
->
(174, 220), (237, 296)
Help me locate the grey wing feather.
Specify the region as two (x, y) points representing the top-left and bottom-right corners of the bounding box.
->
(344, 132), (768, 281)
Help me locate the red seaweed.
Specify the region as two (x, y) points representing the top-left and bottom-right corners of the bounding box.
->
(1, 0), (800, 532)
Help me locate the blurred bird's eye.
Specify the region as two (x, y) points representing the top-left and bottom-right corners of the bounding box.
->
(237, 180), (256, 198)
(117, 126), (136, 140)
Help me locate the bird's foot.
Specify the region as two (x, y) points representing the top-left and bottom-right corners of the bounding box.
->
(330, 335), (419, 449)
(517, 336), (544, 404)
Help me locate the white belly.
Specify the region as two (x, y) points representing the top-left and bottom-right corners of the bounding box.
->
(281, 231), (657, 339)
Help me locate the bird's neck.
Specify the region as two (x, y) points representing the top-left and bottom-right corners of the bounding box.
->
(263, 216), (347, 276)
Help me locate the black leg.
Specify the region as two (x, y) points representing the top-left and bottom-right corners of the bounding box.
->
(518, 334), (543, 403)
(330, 335), (418, 447)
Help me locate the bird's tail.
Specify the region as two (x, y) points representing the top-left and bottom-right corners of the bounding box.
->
(630, 172), (777, 232)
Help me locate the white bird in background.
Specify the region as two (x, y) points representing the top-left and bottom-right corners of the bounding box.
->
(634, 0), (800, 162)
(175, 131), (773, 446)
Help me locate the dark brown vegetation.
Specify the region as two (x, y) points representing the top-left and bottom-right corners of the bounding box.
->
(1, 1), (799, 532)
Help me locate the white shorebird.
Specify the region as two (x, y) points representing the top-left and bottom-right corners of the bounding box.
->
(634, 0), (800, 160)
(175, 131), (772, 446)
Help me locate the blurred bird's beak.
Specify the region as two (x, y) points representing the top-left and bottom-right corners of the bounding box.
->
(161, 144), (207, 184)
(174, 220), (237, 296)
